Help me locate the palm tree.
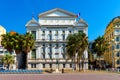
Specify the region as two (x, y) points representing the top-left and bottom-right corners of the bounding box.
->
(88, 49), (94, 69)
(1, 53), (15, 70)
(1, 32), (35, 69)
(20, 33), (35, 69)
(66, 32), (88, 71)
(92, 36), (108, 69)
(66, 33), (77, 70)
(77, 32), (88, 71)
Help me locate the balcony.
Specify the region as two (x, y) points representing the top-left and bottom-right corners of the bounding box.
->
(36, 39), (66, 43)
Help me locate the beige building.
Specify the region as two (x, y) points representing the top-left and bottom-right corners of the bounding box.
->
(0, 25), (6, 46)
(104, 16), (120, 69)
(0, 25), (6, 62)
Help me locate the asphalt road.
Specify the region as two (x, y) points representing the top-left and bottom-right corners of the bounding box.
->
(0, 72), (120, 80)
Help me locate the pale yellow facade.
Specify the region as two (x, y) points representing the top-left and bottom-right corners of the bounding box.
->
(0, 25), (6, 46)
(104, 16), (120, 68)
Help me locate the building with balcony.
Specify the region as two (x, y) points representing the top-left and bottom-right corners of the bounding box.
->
(104, 16), (120, 69)
(26, 8), (88, 70)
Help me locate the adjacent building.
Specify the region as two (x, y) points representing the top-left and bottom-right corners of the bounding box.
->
(104, 16), (120, 69)
(0, 25), (6, 46)
(0, 25), (7, 65)
(0, 25), (7, 64)
(26, 8), (88, 70)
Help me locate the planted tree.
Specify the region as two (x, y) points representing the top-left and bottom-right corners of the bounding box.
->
(66, 32), (88, 71)
(1, 32), (35, 69)
(92, 36), (108, 69)
(1, 53), (14, 70)
(66, 33), (78, 70)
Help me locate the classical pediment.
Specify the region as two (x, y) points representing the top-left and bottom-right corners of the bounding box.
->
(38, 8), (77, 18)
(25, 18), (40, 27)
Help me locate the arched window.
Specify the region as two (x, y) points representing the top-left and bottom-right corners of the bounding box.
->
(116, 52), (120, 57)
(117, 59), (120, 64)
(116, 36), (119, 41)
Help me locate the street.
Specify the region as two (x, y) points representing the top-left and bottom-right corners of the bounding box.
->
(0, 72), (120, 80)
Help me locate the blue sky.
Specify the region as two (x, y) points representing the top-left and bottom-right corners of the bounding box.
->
(0, 0), (120, 41)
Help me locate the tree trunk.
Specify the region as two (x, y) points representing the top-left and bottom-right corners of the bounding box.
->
(79, 62), (81, 72)
(16, 51), (28, 69)
(8, 64), (10, 70)
(99, 56), (101, 70)
(81, 54), (85, 71)
(78, 57), (81, 72)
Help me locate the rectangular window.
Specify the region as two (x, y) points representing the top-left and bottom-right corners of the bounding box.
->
(62, 54), (65, 59)
(55, 31), (58, 35)
(31, 31), (36, 40)
(78, 30), (83, 33)
(31, 49), (36, 59)
(43, 54), (45, 59)
(61, 47), (65, 53)
(49, 53), (52, 59)
(116, 44), (119, 49)
(42, 31), (45, 36)
(55, 53), (59, 59)
(70, 64), (72, 68)
(62, 31), (65, 34)
(50, 64), (52, 68)
(42, 44), (45, 53)
(115, 30), (119, 34)
(43, 64), (45, 68)
(56, 44), (59, 48)
(116, 36), (119, 41)
(62, 35), (65, 40)
(63, 64), (65, 68)
(49, 34), (52, 40)
(0, 51), (3, 53)
(69, 30), (71, 34)
(49, 31), (52, 34)
(31, 64), (36, 68)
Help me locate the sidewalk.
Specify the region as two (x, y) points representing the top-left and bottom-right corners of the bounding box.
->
(43, 69), (111, 74)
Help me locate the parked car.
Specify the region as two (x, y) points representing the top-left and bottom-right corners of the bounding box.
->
(0, 65), (5, 70)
